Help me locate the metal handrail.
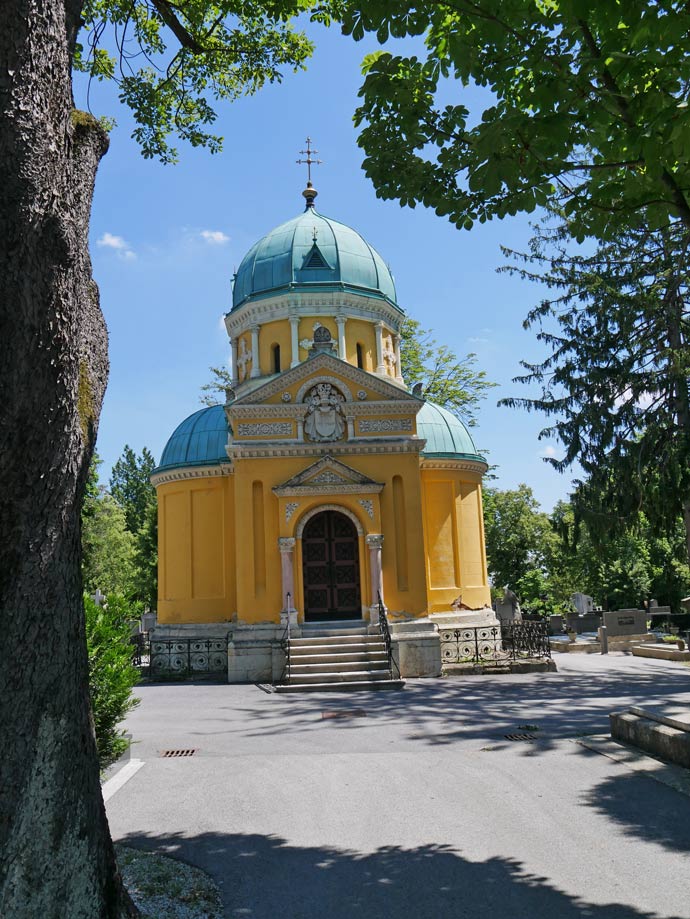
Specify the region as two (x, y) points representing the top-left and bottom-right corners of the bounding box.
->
(279, 592), (292, 683)
(377, 592), (400, 678)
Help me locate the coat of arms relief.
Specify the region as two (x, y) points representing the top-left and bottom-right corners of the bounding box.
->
(303, 382), (346, 443)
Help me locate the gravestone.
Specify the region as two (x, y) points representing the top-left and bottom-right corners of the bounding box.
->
(548, 614), (564, 635)
(572, 592), (595, 615)
(496, 588), (521, 623)
(603, 608), (648, 636)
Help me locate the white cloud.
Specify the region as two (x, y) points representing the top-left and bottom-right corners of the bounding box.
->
(540, 445), (557, 458)
(467, 336), (489, 345)
(200, 229), (230, 245)
(97, 232), (135, 260)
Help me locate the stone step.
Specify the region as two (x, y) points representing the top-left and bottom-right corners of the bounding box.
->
(288, 650), (389, 665)
(285, 668), (395, 685)
(290, 634), (380, 647)
(300, 623), (369, 638)
(275, 679), (405, 694)
(290, 659), (391, 675)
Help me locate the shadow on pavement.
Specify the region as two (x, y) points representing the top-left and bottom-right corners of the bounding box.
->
(582, 768), (690, 853)
(117, 830), (686, 919)
(206, 667), (690, 755)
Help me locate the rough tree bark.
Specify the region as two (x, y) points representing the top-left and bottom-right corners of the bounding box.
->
(0, 2), (136, 916)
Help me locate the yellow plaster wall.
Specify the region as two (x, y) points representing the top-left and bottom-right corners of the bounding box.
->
(157, 475), (236, 623)
(421, 468), (491, 611)
(258, 319), (291, 375)
(344, 319), (376, 372)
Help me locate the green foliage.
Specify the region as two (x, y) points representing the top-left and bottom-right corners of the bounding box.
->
(502, 218), (690, 563)
(109, 445), (158, 609)
(132, 499), (159, 612)
(110, 445), (157, 534)
(482, 484), (556, 597)
(400, 317), (495, 426)
(324, 1), (690, 239)
(82, 487), (136, 597)
(84, 594), (140, 768)
(74, 1), (315, 162)
(200, 364), (233, 406)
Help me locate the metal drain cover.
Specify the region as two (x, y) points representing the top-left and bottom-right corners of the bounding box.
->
(160, 749), (196, 757)
(504, 733), (537, 742)
(322, 709), (368, 720)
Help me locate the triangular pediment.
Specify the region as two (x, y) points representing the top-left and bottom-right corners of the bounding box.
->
(233, 351), (420, 408)
(273, 455), (384, 497)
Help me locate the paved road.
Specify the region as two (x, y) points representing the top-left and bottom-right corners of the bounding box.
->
(107, 653), (690, 919)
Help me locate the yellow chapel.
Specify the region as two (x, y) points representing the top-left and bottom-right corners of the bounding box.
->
(151, 181), (495, 684)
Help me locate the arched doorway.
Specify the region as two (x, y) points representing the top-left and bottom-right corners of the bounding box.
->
(302, 510), (361, 621)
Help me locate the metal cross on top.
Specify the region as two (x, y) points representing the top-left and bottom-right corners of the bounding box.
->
(296, 137), (323, 184)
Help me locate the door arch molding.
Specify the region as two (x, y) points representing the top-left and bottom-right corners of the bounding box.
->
(295, 503), (364, 538)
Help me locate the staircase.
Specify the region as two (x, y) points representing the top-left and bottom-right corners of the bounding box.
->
(275, 621), (405, 693)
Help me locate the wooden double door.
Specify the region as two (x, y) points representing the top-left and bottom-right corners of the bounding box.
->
(302, 510), (361, 621)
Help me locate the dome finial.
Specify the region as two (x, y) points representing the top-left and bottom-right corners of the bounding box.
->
(296, 136), (322, 209)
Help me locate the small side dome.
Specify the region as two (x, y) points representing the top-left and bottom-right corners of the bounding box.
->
(417, 402), (484, 461)
(156, 405), (231, 473)
(232, 209), (397, 309)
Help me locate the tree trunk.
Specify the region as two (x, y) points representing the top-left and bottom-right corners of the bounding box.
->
(0, 2), (136, 916)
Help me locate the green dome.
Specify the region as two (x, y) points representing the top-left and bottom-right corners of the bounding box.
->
(232, 209), (397, 309)
(155, 406), (231, 473)
(416, 402), (483, 461)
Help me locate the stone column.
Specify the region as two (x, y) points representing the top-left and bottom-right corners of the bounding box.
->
(335, 314), (347, 360)
(279, 537), (296, 612)
(366, 533), (384, 624)
(250, 325), (261, 378)
(393, 334), (403, 384)
(375, 321), (386, 375)
(230, 337), (239, 385)
(290, 315), (300, 367)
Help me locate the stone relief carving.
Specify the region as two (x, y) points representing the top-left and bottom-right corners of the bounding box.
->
(359, 498), (374, 519)
(310, 471), (346, 485)
(357, 390), (368, 401)
(359, 418), (413, 433)
(237, 338), (252, 380)
(237, 422), (293, 437)
(282, 392), (292, 402)
(303, 382), (346, 443)
(285, 502), (299, 522)
(382, 335), (397, 371)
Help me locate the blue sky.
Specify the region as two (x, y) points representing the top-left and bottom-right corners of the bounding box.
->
(76, 21), (578, 512)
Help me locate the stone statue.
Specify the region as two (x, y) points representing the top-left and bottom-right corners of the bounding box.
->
(304, 382), (345, 442)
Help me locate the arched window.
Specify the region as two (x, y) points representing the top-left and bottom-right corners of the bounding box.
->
(356, 342), (364, 369)
(272, 343), (281, 373)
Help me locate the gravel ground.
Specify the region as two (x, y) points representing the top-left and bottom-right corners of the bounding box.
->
(117, 845), (223, 918)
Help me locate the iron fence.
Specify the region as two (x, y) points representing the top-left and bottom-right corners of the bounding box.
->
(132, 636), (229, 678)
(378, 592), (401, 679)
(439, 620), (551, 666)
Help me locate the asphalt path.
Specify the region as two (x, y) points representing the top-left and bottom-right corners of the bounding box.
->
(106, 653), (690, 919)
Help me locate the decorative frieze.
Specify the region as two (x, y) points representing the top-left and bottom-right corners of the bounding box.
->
(237, 421), (293, 437)
(285, 502), (299, 522)
(359, 418), (413, 433)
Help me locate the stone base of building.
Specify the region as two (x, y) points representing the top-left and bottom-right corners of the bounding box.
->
(151, 609), (503, 683)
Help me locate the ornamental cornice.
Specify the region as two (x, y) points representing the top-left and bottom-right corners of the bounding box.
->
(225, 292), (403, 337)
(419, 458), (488, 475)
(342, 400), (421, 417)
(151, 463), (233, 487)
(227, 399), (420, 421)
(228, 440), (425, 460)
(228, 404), (306, 419)
(274, 482), (384, 497)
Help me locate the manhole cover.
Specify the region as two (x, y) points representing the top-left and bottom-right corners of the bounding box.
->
(160, 749), (196, 757)
(321, 709), (368, 720)
(504, 733), (537, 742)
